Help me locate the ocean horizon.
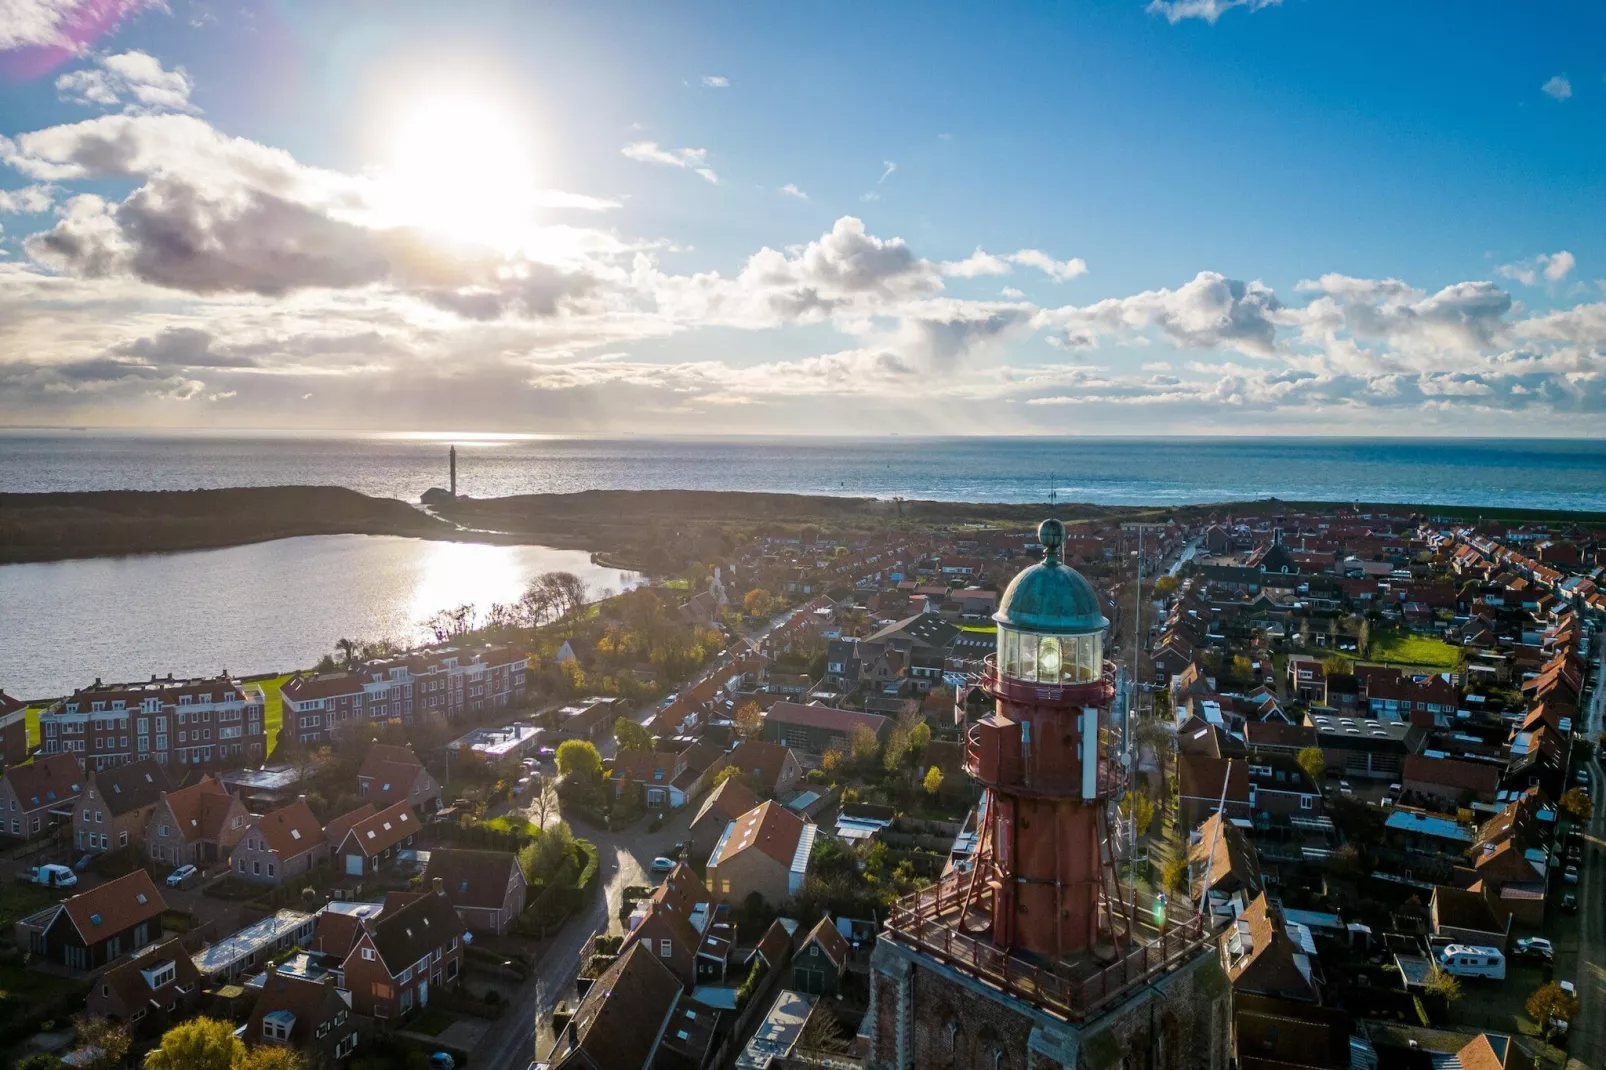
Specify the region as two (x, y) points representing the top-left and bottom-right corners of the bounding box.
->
(1, 430), (1603, 513)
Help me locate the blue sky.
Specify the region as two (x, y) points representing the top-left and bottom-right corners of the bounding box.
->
(1, 0), (1602, 434)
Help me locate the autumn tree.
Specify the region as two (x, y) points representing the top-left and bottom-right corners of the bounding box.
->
(923, 766), (944, 795)
(1153, 575), (1180, 599)
(1321, 654), (1355, 677)
(712, 764), (755, 794)
(614, 717), (653, 753)
(820, 747), (844, 775)
(1160, 855), (1189, 894)
(882, 724), (910, 773)
(1561, 786), (1593, 823)
(1527, 980), (1579, 1044)
(744, 588), (776, 617)
(236, 1049), (307, 1070)
(144, 1017), (241, 1070)
(907, 720), (932, 756)
(849, 723), (880, 765)
(556, 739), (603, 782)
(1296, 746), (1327, 786)
(1423, 965), (1462, 1003)
(734, 701), (765, 740)
(66, 1014), (130, 1070)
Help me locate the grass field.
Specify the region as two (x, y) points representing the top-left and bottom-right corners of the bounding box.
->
(1366, 631), (1462, 670)
(250, 673), (295, 757)
(959, 624), (997, 634)
(22, 706), (47, 750)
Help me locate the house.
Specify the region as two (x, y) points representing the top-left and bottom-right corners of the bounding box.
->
(1176, 756), (1251, 830)
(74, 758), (171, 854)
(546, 940), (685, 1070)
(1221, 894), (1340, 1069)
(86, 936), (202, 1035)
(1307, 713), (1422, 781)
(357, 743), (442, 815)
(1189, 812), (1263, 921)
(706, 800), (817, 907)
(0, 752), (83, 840)
(790, 916), (850, 996)
(341, 881), (467, 1020)
(1402, 754), (1501, 809)
(332, 801), (418, 878)
(422, 848), (528, 935)
(144, 776), (249, 866)
(231, 798), (328, 885)
(0, 689), (27, 767)
(615, 750), (694, 810)
(1450, 1033), (1536, 1070)
(323, 803), (377, 853)
(763, 701), (890, 755)
(191, 910), (319, 982)
(619, 862), (716, 989)
(688, 775), (761, 864)
(1430, 885), (1511, 953)
(248, 963), (361, 1065)
(24, 869), (166, 971)
(715, 740), (804, 798)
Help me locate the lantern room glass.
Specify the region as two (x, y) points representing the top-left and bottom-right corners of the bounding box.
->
(997, 626), (1102, 684)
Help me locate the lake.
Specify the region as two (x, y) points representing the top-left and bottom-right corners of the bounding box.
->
(0, 535), (644, 700)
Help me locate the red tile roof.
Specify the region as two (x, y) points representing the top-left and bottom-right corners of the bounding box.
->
(712, 800), (805, 868)
(61, 869), (166, 943)
(253, 799), (323, 859)
(765, 701), (887, 736)
(341, 801), (417, 858)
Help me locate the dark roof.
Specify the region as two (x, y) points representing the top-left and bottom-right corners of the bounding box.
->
(252, 799), (323, 859)
(98, 937), (200, 1011)
(691, 772), (760, 830)
(423, 849), (524, 911)
(248, 969), (347, 1051)
(6, 753), (84, 810)
(753, 918), (792, 970)
(864, 612), (960, 650)
(62, 870), (166, 943)
(369, 888), (465, 971)
(553, 940), (681, 1070)
(89, 759), (172, 817)
(765, 701), (888, 736)
(798, 916), (850, 969)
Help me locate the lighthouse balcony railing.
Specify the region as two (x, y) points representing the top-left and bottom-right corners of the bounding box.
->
(963, 724), (1127, 799)
(977, 654), (1117, 707)
(882, 873), (1210, 1022)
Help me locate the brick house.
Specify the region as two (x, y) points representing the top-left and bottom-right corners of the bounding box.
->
(545, 940), (685, 1070)
(87, 936), (202, 1036)
(25, 870), (167, 971)
(340, 882), (466, 1020)
(0, 752), (83, 840)
(763, 701), (889, 756)
(619, 863), (718, 988)
(322, 803), (376, 854)
(614, 750), (695, 810)
(247, 964), (361, 1065)
(688, 775), (760, 865)
(231, 798), (328, 885)
(332, 801), (418, 878)
(75, 759), (172, 855)
(1176, 755), (1251, 830)
(357, 744), (442, 815)
(144, 776), (249, 866)
(39, 675), (266, 770)
(0, 689), (26, 767)
(1402, 754), (1502, 809)
(706, 800), (817, 907)
(422, 848), (528, 935)
(714, 740), (803, 798)
(791, 916), (851, 996)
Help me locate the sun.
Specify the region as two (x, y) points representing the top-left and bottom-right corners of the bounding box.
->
(376, 90), (538, 251)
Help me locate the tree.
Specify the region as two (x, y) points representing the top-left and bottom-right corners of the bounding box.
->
(335, 637), (357, 667)
(1229, 654), (1254, 681)
(743, 588), (775, 617)
(849, 723), (880, 764)
(907, 721), (931, 756)
(820, 747), (844, 774)
(66, 1013), (130, 1070)
(1561, 786), (1593, 823)
(1160, 855), (1189, 894)
(1527, 981), (1579, 1043)
(15, 1056), (62, 1070)
(556, 739), (603, 782)
(882, 726), (910, 773)
(922, 766), (944, 795)
(1423, 965), (1463, 1003)
(527, 773), (559, 829)
(712, 765), (753, 793)
(795, 1004), (851, 1059)
(144, 1017), (242, 1070)
(236, 1050), (307, 1070)
(1119, 791), (1157, 837)
(733, 701), (764, 741)
(1296, 746), (1327, 786)
(614, 717), (653, 753)
(1153, 574), (1180, 599)
(1321, 654), (1355, 677)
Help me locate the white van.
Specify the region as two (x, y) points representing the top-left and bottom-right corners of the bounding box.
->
(1435, 944), (1506, 980)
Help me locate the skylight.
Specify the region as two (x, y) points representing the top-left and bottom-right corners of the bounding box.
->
(137, 893), (148, 904)
(90, 913), (103, 925)
(290, 829), (302, 840)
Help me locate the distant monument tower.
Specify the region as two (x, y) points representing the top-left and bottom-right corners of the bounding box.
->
(449, 445), (457, 498)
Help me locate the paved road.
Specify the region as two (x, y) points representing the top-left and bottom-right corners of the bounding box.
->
(469, 798), (697, 1070)
(1565, 626), (1605, 1070)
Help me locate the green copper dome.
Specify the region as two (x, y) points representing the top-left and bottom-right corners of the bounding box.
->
(993, 519), (1110, 636)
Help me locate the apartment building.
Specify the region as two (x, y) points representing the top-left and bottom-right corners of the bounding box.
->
(281, 645), (529, 746)
(39, 675), (266, 771)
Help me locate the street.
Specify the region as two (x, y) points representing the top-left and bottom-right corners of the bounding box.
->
(1565, 628), (1605, 1070)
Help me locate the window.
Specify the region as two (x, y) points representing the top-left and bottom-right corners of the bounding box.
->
(267, 863), (275, 877)
(362, 947), (376, 961)
(660, 939), (672, 957)
(119, 830), (128, 847)
(238, 858), (246, 873)
(1300, 795), (1314, 810)
(253, 861), (261, 875)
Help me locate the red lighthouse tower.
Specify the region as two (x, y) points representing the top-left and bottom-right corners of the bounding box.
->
(967, 517), (1128, 958)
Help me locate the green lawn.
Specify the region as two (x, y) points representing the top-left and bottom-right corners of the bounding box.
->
(1366, 631), (1462, 671)
(251, 673), (295, 757)
(958, 624), (997, 634)
(0, 882), (58, 932)
(23, 705), (49, 751)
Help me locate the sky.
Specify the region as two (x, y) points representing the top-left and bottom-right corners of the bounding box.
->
(0, 0), (1602, 436)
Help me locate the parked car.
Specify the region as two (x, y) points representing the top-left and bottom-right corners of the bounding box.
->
(1515, 937), (1554, 961)
(166, 863), (198, 887)
(1339, 780), (1354, 797)
(1562, 892), (1579, 913)
(650, 856), (676, 873)
(1564, 864), (1580, 885)
(17, 864), (77, 888)
(1577, 768), (1590, 785)
(428, 1054), (456, 1070)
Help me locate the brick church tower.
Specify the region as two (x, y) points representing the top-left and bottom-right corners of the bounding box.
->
(867, 519), (1230, 1070)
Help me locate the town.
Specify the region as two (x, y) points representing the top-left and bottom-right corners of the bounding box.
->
(0, 501), (1602, 1070)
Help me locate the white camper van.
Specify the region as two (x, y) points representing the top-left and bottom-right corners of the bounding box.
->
(1435, 944), (1506, 980)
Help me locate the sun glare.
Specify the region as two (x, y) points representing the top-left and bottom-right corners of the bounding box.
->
(377, 90), (538, 251)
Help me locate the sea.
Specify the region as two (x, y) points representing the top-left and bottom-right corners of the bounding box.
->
(3, 431), (1604, 512)
(2, 431), (1601, 700)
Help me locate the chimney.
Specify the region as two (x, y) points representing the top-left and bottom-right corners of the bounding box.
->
(432, 876), (445, 895)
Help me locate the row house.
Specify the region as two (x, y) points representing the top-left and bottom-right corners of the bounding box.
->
(357, 743), (442, 815)
(619, 862), (723, 988)
(0, 752), (83, 840)
(333, 800), (418, 877)
(74, 758), (172, 854)
(231, 798), (327, 885)
(341, 882), (467, 1020)
(282, 646), (529, 746)
(0, 689), (27, 767)
(1357, 667), (1458, 726)
(145, 777), (249, 867)
(248, 966), (360, 1066)
(87, 936), (203, 1037)
(39, 675), (266, 770)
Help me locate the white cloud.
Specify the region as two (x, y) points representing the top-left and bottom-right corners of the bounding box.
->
(1541, 75), (1572, 101)
(56, 50), (198, 114)
(0, 0), (157, 51)
(942, 249), (1012, 278)
(878, 161), (897, 184)
(1039, 271), (1281, 355)
(621, 140), (718, 184)
(1497, 250), (1576, 287)
(701, 75), (729, 88)
(779, 183), (808, 200)
(942, 248), (1088, 282)
(1008, 249), (1088, 282)
(1146, 0), (1281, 25)
(0, 184), (54, 214)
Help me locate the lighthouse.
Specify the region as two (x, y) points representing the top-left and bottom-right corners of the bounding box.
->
(867, 518), (1225, 1070)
